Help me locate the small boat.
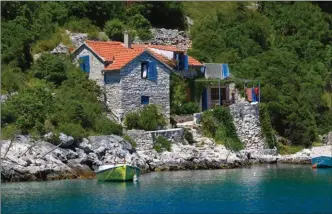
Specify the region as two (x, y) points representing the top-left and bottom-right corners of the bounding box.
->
(312, 156), (332, 168)
(95, 164), (140, 182)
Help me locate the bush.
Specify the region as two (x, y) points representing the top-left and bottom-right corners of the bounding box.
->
(124, 105), (166, 131)
(87, 32), (109, 41)
(124, 112), (140, 130)
(31, 53), (67, 86)
(104, 19), (125, 41)
(259, 103), (277, 149)
(64, 18), (100, 33)
(58, 122), (87, 141)
(138, 105), (166, 131)
(201, 107), (243, 151)
(123, 134), (137, 148)
(94, 117), (123, 136)
(184, 128), (195, 144)
(1, 66), (26, 93)
(153, 136), (171, 153)
(201, 110), (217, 137)
(0, 124), (19, 140)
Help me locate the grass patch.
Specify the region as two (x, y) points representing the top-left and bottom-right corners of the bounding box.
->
(32, 28), (74, 55)
(312, 141), (324, 147)
(278, 143), (304, 155)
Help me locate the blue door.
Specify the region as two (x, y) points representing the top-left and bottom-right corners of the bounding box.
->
(202, 88), (208, 111)
(79, 56), (90, 73)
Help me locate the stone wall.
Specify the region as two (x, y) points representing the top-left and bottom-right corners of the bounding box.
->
(72, 46), (105, 87)
(126, 128), (184, 151)
(110, 52), (171, 121)
(229, 102), (266, 150)
(104, 71), (122, 120)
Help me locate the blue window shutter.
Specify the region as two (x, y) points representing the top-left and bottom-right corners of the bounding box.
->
(148, 61), (157, 81)
(222, 64), (229, 78)
(184, 55), (189, 70)
(84, 56), (90, 73)
(175, 53), (179, 70)
(79, 56), (90, 72)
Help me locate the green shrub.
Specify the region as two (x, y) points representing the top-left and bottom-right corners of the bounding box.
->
(201, 107), (243, 151)
(123, 134), (137, 148)
(124, 105), (166, 131)
(138, 105), (166, 131)
(104, 19), (125, 41)
(153, 136), (171, 153)
(31, 53), (67, 86)
(182, 102), (200, 114)
(1, 66), (26, 93)
(58, 122), (87, 141)
(124, 111), (140, 130)
(184, 128), (195, 144)
(64, 18), (100, 33)
(94, 117), (123, 136)
(201, 110), (217, 137)
(259, 103), (277, 149)
(87, 32), (109, 41)
(0, 124), (19, 140)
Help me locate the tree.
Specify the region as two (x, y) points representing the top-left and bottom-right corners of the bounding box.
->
(104, 19), (125, 42)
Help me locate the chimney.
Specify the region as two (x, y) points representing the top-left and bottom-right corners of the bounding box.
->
(124, 31), (132, 49)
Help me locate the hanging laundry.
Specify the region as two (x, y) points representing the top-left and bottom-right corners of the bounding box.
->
(254, 87), (259, 102)
(252, 87), (257, 102)
(245, 88), (252, 102)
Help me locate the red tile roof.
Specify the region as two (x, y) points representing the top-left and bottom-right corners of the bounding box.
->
(85, 40), (125, 61)
(82, 40), (202, 71)
(188, 56), (203, 66)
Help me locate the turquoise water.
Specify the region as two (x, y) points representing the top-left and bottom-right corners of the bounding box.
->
(2, 164), (332, 213)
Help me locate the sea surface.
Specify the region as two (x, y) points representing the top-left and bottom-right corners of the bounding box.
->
(2, 164), (332, 213)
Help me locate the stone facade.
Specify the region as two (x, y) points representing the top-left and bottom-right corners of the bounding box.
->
(229, 102), (266, 150)
(72, 46), (105, 87)
(105, 52), (171, 121)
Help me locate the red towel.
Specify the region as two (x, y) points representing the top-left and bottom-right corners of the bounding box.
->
(246, 88), (252, 102)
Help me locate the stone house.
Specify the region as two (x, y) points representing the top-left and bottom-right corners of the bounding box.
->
(72, 33), (204, 122)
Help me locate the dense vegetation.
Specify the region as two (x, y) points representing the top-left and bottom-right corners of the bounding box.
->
(1, 54), (122, 140)
(1, 2), (183, 139)
(188, 2), (332, 147)
(1, 1), (331, 149)
(201, 107), (243, 151)
(124, 105), (166, 131)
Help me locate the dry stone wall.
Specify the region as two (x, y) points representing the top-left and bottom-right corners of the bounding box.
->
(229, 102), (266, 150)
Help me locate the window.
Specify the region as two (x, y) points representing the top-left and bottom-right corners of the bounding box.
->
(141, 96), (150, 105)
(141, 61), (149, 79)
(211, 88), (220, 100)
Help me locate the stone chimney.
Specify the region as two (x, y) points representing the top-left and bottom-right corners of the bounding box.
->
(124, 31), (132, 49)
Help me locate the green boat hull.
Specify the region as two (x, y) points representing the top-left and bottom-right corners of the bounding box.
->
(96, 165), (140, 182)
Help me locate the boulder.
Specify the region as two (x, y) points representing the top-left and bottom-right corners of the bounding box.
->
(50, 43), (68, 54)
(59, 133), (74, 148)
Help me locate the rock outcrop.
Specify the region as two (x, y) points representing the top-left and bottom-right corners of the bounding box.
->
(50, 43), (69, 54)
(2, 130), (330, 182)
(134, 28), (192, 51)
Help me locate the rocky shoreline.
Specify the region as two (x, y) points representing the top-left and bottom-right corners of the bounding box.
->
(1, 128), (330, 183)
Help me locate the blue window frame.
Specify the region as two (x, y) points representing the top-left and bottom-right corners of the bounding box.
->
(141, 96), (150, 105)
